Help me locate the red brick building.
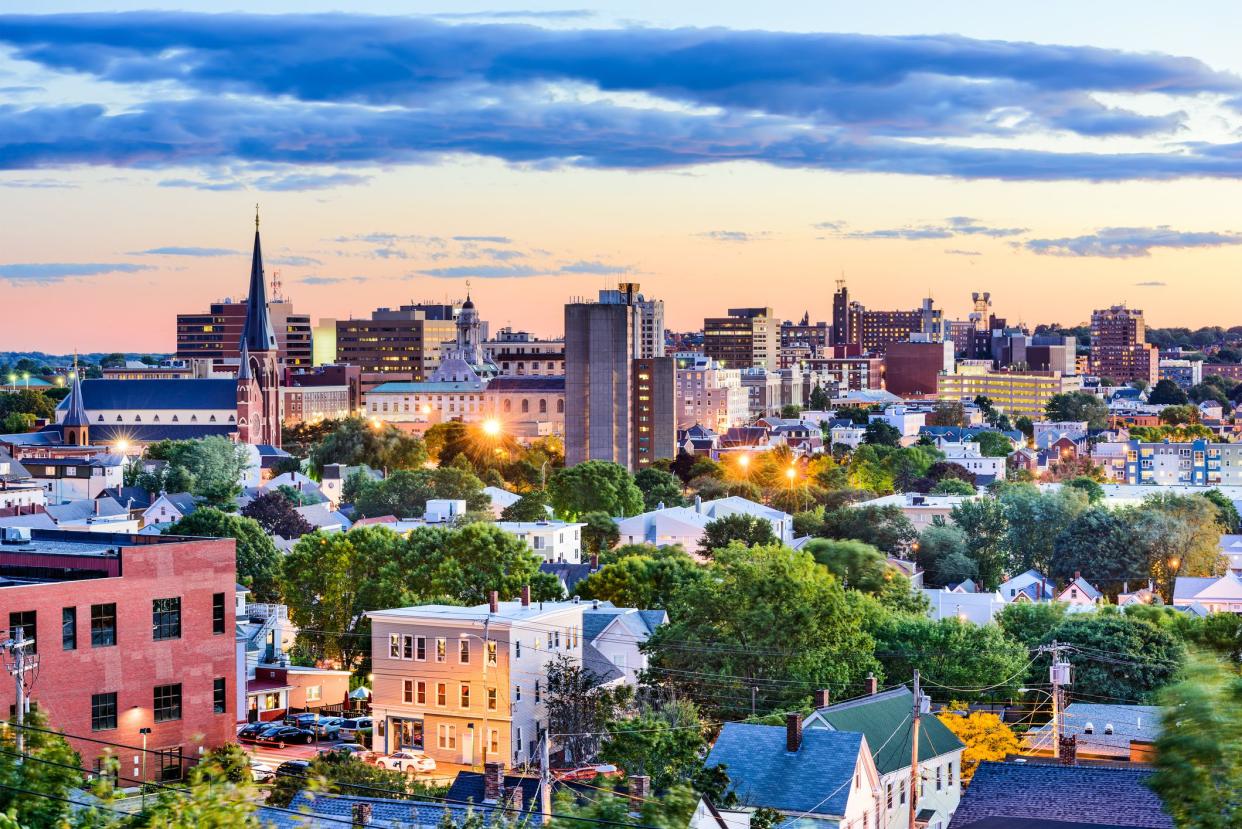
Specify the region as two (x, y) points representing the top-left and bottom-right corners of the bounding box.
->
(1090, 306), (1158, 385)
(0, 529), (237, 781)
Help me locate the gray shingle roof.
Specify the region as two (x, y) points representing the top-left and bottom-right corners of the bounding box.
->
(947, 762), (1172, 829)
(55, 379), (238, 411)
(1023, 703), (1160, 756)
(705, 723), (863, 818)
(260, 791), (521, 829)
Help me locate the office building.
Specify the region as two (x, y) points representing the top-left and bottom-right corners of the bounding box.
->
(483, 329), (565, 376)
(600, 284), (665, 358)
(832, 284), (947, 355)
(780, 313), (831, 366)
(805, 354), (886, 391)
(1090, 306), (1159, 385)
(1027, 334), (1078, 375)
(1159, 359), (1203, 390)
(0, 528), (237, 780)
(565, 285), (674, 468)
(176, 299), (311, 369)
(335, 305), (459, 379)
(704, 307), (779, 370)
(884, 339), (954, 396)
(938, 363), (1082, 419)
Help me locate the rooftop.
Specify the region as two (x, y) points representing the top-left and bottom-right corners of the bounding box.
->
(369, 599), (587, 625)
(806, 687), (963, 774)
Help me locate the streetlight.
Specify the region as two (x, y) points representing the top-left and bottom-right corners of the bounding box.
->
(1167, 556), (1182, 602)
(115, 440), (130, 455)
(481, 418), (501, 437)
(138, 727), (152, 806)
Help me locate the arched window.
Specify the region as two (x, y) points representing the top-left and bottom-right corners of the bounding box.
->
(134, 415), (141, 422)
(521, 399), (529, 413)
(503, 399), (511, 413)
(209, 415), (217, 422)
(557, 399), (564, 413)
(539, 399), (547, 414)
(171, 415), (179, 423)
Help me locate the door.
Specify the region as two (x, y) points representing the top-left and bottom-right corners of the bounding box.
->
(461, 725), (474, 765)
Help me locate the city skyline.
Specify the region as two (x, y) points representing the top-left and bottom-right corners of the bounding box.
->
(6, 2), (1242, 350)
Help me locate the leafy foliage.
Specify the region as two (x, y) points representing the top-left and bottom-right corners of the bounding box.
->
(166, 507), (281, 600)
(634, 467), (686, 511)
(307, 417), (428, 474)
(935, 709), (1020, 784)
(1044, 391), (1109, 429)
(548, 461), (644, 519)
(872, 617), (1029, 701)
(698, 513), (777, 556)
(240, 490), (314, 538)
(142, 436), (250, 505)
(819, 504), (917, 554)
(600, 699), (706, 792)
(1049, 612), (1187, 702)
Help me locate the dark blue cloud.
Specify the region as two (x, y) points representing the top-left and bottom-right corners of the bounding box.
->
(2, 13), (1242, 181)
(1024, 226), (1242, 257)
(131, 246), (239, 257)
(0, 262), (152, 282)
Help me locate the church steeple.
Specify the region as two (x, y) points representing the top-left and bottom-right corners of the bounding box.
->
(62, 356), (90, 446)
(242, 204), (277, 354)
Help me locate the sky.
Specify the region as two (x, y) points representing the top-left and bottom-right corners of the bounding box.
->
(4, 2), (1242, 351)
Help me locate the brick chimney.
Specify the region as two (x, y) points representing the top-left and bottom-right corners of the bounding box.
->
(483, 761), (505, 803)
(489, 590), (499, 614)
(629, 775), (650, 805)
(520, 584), (531, 607)
(1074, 570), (1081, 582)
(865, 673), (878, 695)
(1059, 735), (1078, 766)
(813, 689), (830, 709)
(351, 802), (372, 827)
(785, 712), (802, 752)
(590, 552), (599, 570)
(505, 784), (524, 813)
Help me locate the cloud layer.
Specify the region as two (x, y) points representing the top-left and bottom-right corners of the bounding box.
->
(0, 262), (152, 283)
(1023, 226), (1242, 257)
(3, 13), (1242, 181)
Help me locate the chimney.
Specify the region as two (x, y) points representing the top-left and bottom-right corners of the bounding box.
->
(590, 553), (599, 570)
(1059, 735), (1078, 766)
(813, 689), (830, 709)
(351, 802), (372, 827)
(785, 713), (802, 752)
(1074, 570), (1081, 582)
(489, 591), (499, 614)
(520, 585), (531, 607)
(93, 499), (100, 516)
(483, 761), (505, 803)
(505, 784), (524, 813)
(865, 673), (878, 696)
(629, 774), (650, 805)
(694, 494), (703, 514)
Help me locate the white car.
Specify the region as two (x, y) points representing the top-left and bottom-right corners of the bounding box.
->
(376, 751), (436, 774)
(249, 759), (276, 784)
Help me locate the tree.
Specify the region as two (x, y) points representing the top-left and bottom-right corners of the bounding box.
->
(996, 601), (1067, 651)
(820, 504), (917, 554)
(577, 549), (708, 611)
(917, 524), (976, 588)
(936, 710), (1020, 784)
(1050, 506), (1142, 588)
(501, 489), (552, 521)
(0, 411), (35, 433)
(1014, 416), (1034, 440)
(1149, 658), (1242, 829)
(396, 523), (561, 606)
(600, 699), (707, 792)
(780, 404), (802, 418)
(1063, 476), (1104, 504)
(138, 763), (261, 828)
(698, 513), (776, 555)
(307, 417), (428, 474)
(1001, 485), (1088, 575)
(873, 617), (1028, 700)
(949, 497), (1008, 589)
(269, 455), (303, 477)
(1148, 378), (1190, 405)
(863, 420), (902, 447)
(545, 654), (633, 763)
(1131, 494), (1227, 597)
(803, 538), (891, 593)
(1160, 404), (1200, 425)
(930, 478), (975, 496)
(0, 708), (82, 829)
(281, 526), (404, 668)
(1050, 612), (1187, 702)
(808, 385), (831, 411)
(352, 469), (435, 518)
(548, 461), (644, 519)
(1201, 488), (1242, 532)
(1044, 391), (1109, 429)
(0, 388), (56, 420)
(634, 468), (686, 511)
(971, 430), (1013, 458)
(166, 508), (281, 600)
(645, 544), (880, 718)
(241, 490), (314, 539)
(581, 511), (620, 556)
(145, 436), (250, 505)
(925, 402), (966, 427)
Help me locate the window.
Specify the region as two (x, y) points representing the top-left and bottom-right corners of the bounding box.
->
(936, 765), (942, 790)
(488, 688), (498, 711)
(91, 692), (117, 731)
(8, 611), (35, 654)
(416, 681), (427, 705)
(212, 593), (226, 635)
(390, 634), (401, 659)
(156, 747), (183, 782)
(437, 683), (447, 707)
(948, 760), (955, 787)
(900, 779), (906, 804)
(438, 724), (457, 749)
(460, 684), (470, 708)
(91, 604), (116, 647)
(416, 636), (426, 661)
(514, 685), (521, 701)
(490, 729), (500, 755)
(514, 640), (521, 658)
(152, 598), (181, 641)
(534, 681), (541, 703)
(403, 680), (414, 704)
(486, 641), (497, 666)
(553, 631), (561, 648)
(436, 637), (446, 662)
(403, 634), (414, 660)
(886, 782), (893, 809)
(515, 727), (523, 758)
(213, 678), (227, 714)
(459, 639), (470, 664)
(62, 607), (77, 651)
(154, 684), (182, 723)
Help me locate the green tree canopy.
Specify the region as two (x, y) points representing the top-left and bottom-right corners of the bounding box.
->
(698, 513), (777, 556)
(1049, 612), (1187, 702)
(307, 417), (428, 474)
(500, 489), (552, 521)
(950, 497), (1009, 589)
(581, 510), (621, 556)
(873, 617), (1029, 701)
(803, 538), (891, 594)
(577, 551), (708, 612)
(599, 699), (707, 792)
(634, 467), (687, 511)
(1148, 378), (1190, 405)
(971, 430), (1014, 457)
(0, 708), (82, 829)
(1044, 391), (1109, 429)
(1050, 506), (1142, 588)
(240, 490), (314, 539)
(1000, 485), (1089, 575)
(166, 507), (281, 600)
(391, 523), (562, 606)
(820, 504), (918, 554)
(145, 436), (250, 505)
(916, 524), (976, 588)
(548, 461), (644, 519)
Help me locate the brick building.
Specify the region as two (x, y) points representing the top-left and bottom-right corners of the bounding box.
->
(1090, 306), (1158, 385)
(0, 529), (237, 780)
(176, 299), (311, 369)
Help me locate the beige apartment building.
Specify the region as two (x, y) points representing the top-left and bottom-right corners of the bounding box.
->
(938, 362), (1082, 420)
(368, 593), (584, 768)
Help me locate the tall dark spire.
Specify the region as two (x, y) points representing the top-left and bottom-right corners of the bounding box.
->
(241, 204), (278, 353)
(62, 355), (89, 427)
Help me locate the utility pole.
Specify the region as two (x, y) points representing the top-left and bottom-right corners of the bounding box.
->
(909, 670), (921, 829)
(1048, 641), (1071, 761)
(751, 686), (757, 717)
(2, 629), (36, 760)
(540, 733), (552, 825)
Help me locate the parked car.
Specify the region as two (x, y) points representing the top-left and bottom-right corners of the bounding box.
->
(317, 744), (374, 763)
(287, 713), (342, 738)
(376, 751), (436, 774)
(254, 725), (316, 747)
(238, 723), (287, 744)
(337, 717), (372, 740)
(249, 759), (276, 784)
(275, 760), (311, 778)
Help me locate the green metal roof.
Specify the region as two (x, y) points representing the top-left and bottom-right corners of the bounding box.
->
(805, 687), (963, 775)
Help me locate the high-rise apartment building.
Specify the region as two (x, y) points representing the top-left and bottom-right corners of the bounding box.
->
(335, 305), (459, 379)
(176, 299), (311, 368)
(565, 285), (673, 468)
(1090, 305), (1159, 385)
(831, 284), (947, 355)
(600, 284), (664, 358)
(673, 354), (748, 433)
(703, 307), (779, 370)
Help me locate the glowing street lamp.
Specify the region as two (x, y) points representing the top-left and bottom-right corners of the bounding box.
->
(738, 454), (750, 471)
(482, 419), (502, 437)
(115, 440), (130, 455)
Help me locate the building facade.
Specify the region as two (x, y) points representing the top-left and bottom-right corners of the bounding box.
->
(674, 355), (748, 433)
(1090, 305), (1159, 385)
(1122, 439), (1242, 486)
(703, 307), (779, 370)
(483, 329), (565, 376)
(938, 363), (1082, 419)
(0, 529), (237, 780)
(176, 300), (311, 369)
(335, 306), (459, 378)
(884, 339), (955, 396)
